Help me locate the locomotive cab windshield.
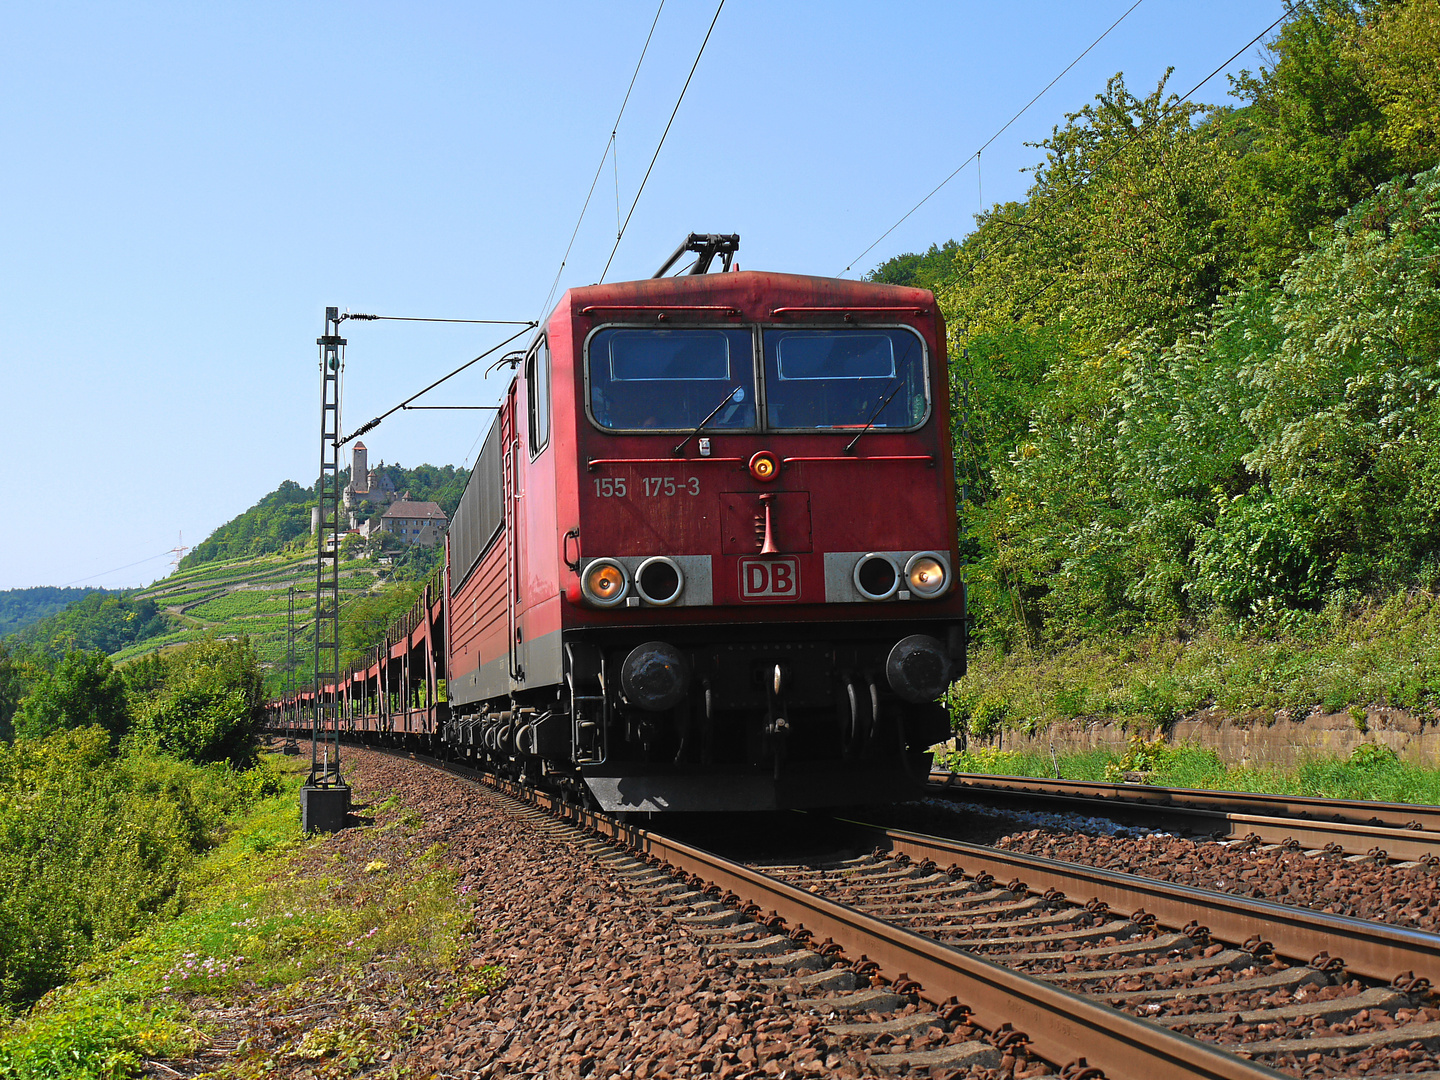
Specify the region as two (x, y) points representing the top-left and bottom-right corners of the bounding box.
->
(585, 323), (930, 433)
(763, 327), (927, 430)
(588, 327), (755, 431)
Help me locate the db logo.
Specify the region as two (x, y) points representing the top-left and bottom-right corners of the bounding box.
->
(738, 556), (800, 601)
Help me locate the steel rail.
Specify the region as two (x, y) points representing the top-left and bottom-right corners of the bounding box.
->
(934, 771), (1440, 831)
(931, 772), (1440, 860)
(463, 773), (1282, 1080)
(840, 816), (1440, 988)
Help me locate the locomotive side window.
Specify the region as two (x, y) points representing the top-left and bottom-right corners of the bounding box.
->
(587, 327), (757, 432)
(526, 336), (550, 456)
(762, 327), (929, 431)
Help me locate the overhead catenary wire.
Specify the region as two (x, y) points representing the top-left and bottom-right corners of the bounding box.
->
(337, 324), (536, 448)
(836, 0), (1148, 278)
(536, 0), (667, 324)
(599, 0), (726, 284)
(60, 550), (175, 587)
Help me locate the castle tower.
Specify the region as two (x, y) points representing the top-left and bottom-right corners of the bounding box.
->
(353, 442), (370, 494)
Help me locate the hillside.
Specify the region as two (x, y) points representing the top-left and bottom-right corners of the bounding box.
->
(112, 550), (388, 693)
(0, 587), (114, 638)
(181, 463), (469, 569)
(7, 591), (172, 658)
(4, 456), (462, 690)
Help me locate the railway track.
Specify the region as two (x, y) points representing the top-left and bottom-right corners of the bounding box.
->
(931, 771), (1440, 864)
(365, 747), (1440, 1078)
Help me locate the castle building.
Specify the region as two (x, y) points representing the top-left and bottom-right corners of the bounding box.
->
(343, 442), (398, 513)
(380, 501), (448, 547)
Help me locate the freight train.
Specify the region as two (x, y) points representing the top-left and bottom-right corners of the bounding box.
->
(270, 236), (968, 811)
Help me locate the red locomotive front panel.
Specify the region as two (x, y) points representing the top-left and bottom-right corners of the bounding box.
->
(342, 265), (975, 812)
(524, 271), (968, 810)
(563, 275), (959, 619)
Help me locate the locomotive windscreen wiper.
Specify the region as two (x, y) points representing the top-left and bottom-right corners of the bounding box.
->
(673, 386), (744, 456)
(842, 376), (905, 454)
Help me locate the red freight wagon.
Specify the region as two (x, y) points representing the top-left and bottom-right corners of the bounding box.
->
(439, 256), (967, 810)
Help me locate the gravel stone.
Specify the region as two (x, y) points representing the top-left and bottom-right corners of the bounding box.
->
(343, 750), (1058, 1079)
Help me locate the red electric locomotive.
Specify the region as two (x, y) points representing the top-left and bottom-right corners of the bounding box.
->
(439, 236), (967, 810)
(273, 236), (967, 811)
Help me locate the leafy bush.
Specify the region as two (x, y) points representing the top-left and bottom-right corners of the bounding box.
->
(0, 730), (260, 1008)
(125, 638), (263, 766)
(1103, 730), (1176, 781)
(13, 651), (128, 745)
(1350, 742), (1400, 767)
(1189, 491), (1323, 619)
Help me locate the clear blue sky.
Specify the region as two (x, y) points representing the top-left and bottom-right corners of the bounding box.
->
(0, 0), (1284, 591)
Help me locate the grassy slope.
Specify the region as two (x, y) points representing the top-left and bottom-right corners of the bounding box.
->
(0, 752), (488, 1079)
(115, 552), (384, 693)
(953, 593), (1440, 740)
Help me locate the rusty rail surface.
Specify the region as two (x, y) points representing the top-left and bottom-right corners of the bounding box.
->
(931, 771), (1440, 861)
(326, 745), (1440, 1077)
(841, 816), (1440, 988)
(461, 771), (1283, 1080)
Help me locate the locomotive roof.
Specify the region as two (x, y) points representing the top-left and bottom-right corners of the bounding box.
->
(556, 270), (935, 324)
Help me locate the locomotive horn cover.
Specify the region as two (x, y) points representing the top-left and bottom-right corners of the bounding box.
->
(621, 641), (692, 712)
(886, 635), (954, 703)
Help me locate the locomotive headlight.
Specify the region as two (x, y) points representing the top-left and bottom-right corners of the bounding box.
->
(905, 552), (949, 598)
(581, 558), (629, 608)
(635, 556), (684, 606)
(853, 553), (901, 601)
(748, 451), (779, 483)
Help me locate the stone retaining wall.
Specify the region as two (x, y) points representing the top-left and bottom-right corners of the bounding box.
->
(992, 706), (1440, 768)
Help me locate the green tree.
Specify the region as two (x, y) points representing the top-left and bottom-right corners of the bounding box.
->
(943, 72), (1241, 349)
(13, 650), (129, 744)
(1222, 1), (1397, 280)
(125, 637), (263, 764)
(1239, 164), (1440, 592)
(0, 645), (23, 743)
(866, 241), (961, 290)
(1348, 0), (1440, 174)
